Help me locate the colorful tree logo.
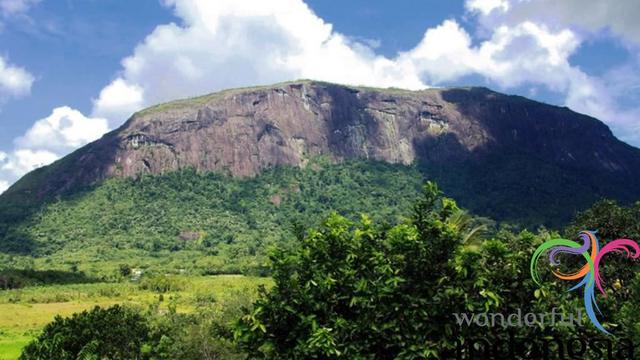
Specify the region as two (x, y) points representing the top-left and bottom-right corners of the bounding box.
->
(530, 231), (640, 335)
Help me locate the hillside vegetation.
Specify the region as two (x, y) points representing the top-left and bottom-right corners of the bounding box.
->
(0, 160), (425, 277)
(3, 156), (634, 279)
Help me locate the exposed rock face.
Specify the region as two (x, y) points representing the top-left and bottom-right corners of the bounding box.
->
(5, 80), (640, 202)
(94, 83), (489, 178)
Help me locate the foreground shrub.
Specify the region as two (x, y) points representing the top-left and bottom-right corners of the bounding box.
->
(234, 183), (486, 358)
(20, 305), (150, 360)
(234, 180), (610, 358)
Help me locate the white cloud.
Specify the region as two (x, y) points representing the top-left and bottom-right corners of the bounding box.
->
(0, 56), (34, 103)
(0, 107), (108, 189)
(0, 180), (8, 194)
(92, 79), (144, 127)
(474, 0), (640, 44)
(1, 148), (59, 177)
(16, 106), (109, 153)
(466, 0), (510, 15)
(403, 20), (588, 97)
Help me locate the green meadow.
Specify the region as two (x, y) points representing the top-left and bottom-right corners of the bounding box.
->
(0, 275), (270, 359)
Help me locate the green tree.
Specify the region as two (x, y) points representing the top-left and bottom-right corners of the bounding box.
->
(567, 200), (640, 342)
(234, 182), (588, 359)
(234, 183), (466, 358)
(20, 305), (151, 360)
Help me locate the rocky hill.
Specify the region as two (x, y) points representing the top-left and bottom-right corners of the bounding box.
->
(3, 80), (640, 227)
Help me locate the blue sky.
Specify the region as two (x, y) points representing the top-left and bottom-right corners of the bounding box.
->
(0, 0), (639, 192)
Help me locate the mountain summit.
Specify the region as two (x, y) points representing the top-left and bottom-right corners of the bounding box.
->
(3, 80), (640, 226)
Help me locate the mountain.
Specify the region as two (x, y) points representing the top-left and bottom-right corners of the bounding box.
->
(1, 80), (640, 258)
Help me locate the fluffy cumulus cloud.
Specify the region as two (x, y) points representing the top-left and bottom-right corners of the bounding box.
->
(0, 107), (108, 193)
(400, 20), (583, 89)
(15, 106), (109, 153)
(92, 79), (144, 126)
(0, 56), (34, 105)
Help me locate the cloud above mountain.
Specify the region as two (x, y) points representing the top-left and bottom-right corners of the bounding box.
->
(0, 56), (33, 106)
(466, 0), (640, 146)
(0, 107), (108, 185)
(91, 0), (603, 130)
(468, 0), (640, 43)
(90, 0), (426, 125)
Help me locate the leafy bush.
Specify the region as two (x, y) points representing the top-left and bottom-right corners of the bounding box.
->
(145, 301), (248, 360)
(20, 305), (151, 360)
(235, 183), (458, 357)
(234, 183), (594, 358)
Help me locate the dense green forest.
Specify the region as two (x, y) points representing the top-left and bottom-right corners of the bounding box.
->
(1, 159), (427, 277)
(1, 157), (615, 278)
(11, 183), (640, 359)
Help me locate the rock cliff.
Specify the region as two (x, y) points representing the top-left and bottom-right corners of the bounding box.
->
(4, 80), (640, 211)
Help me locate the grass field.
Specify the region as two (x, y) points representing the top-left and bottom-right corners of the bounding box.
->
(0, 275), (270, 360)
(0, 335), (30, 360)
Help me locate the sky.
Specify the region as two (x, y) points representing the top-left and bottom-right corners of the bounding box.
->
(0, 0), (639, 194)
